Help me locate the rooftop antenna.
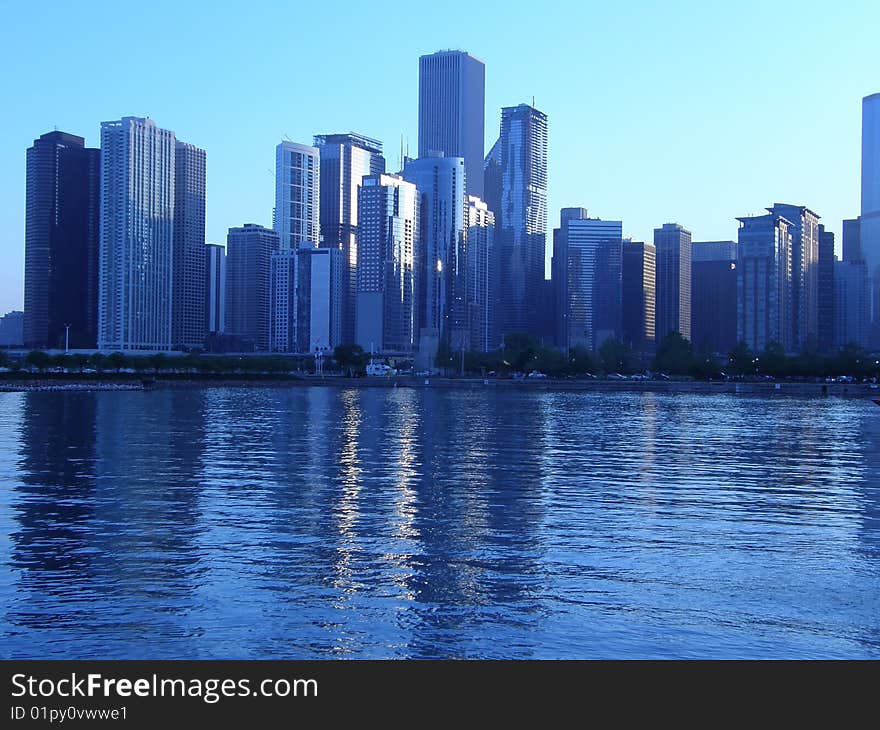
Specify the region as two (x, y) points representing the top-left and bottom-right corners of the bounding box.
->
(399, 134), (404, 171)
(532, 95), (535, 108)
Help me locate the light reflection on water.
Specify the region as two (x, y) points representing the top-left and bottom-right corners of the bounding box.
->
(0, 387), (878, 658)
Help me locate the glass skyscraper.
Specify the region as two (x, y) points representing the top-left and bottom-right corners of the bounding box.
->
(205, 243), (226, 335)
(465, 196), (496, 352)
(860, 92), (880, 347)
(418, 50), (485, 198)
(24, 130), (100, 349)
(226, 224), (280, 352)
(314, 133), (385, 345)
(691, 241), (737, 356)
(654, 223), (692, 342)
(493, 104), (548, 342)
(622, 241), (656, 353)
(275, 141), (320, 249)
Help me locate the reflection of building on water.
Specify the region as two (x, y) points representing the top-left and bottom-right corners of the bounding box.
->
(858, 408), (880, 560)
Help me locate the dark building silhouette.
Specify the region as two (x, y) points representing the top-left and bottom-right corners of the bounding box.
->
(24, 131), (100, 349)
(817, 224), (835, 352)
(691, 241), (737, 356)
(654, 223), (692, 342)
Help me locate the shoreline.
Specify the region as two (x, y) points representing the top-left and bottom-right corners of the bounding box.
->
(2, 375), (879, 399)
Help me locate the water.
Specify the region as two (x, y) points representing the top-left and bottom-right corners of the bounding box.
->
(0, 386), (878, 659)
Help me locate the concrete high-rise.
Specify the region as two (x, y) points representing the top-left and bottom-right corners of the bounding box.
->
(554, 210), (623, 352)
(622, 241), (656, 353)
(860, 92), (880, 346)
(24, 131), (100, 349)
(691, 241), (737, 356)
(418, 50), (485, 197)
(275, 141), (320, 249)
(314, 133), (385, 344)
(465, 196), (496, 352)
(356, 174), (419, 353)
(205, 243), (226, 335)
(493, 104), (548, 342)
(298, 246), (343, 354)
(98, 117), (178, 351)
(817, 225), (835, 352)
(654, 223), (692, 342)
(172, 141), (207, 350)
(403, 154), (467, 363)
(835, 259), (871, 349)
(767, 204), (820, 350)
(226, 224), (280, 351)
(736, 213), (793, 353)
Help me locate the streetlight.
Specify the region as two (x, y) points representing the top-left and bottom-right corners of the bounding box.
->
(64, 324), (70, 354)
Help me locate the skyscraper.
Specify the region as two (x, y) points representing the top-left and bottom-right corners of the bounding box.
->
(205, 243), (226, 335)
(860, 92), (880, 346)
(226, 224), (280, 351)
(736, 213), (793, 353)
(842, 217), (862, 263)
(654, 223), (692, 342)
(24, 131), (100, 349)
(465, 195), (496, 352)
(98, 117), (177, 351)
(555, 211), (623, 351)
(418, 50), (485, 197)
(494, 104), (548, 342)
(691, 241), (737, 356)
(817, 225), (835, 352)
(172, 141), (207, 350)
(766, 203), (820, 350)
(314, 133), (385, 344)
(298, 246), (343, 354)
(356, 174), (419, 353)
(403, 154), (467, 363)
(275, 141), (320, 249)
(622, 241), (656, 353)
(834, 259), (871, 349)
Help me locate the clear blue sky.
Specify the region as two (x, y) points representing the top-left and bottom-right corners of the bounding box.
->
(1, 0), (877, 315)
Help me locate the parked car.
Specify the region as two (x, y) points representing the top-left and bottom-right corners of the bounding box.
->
(527, 371), (546, 378)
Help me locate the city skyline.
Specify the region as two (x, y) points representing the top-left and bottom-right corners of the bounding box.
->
(1, 2), (878, 316)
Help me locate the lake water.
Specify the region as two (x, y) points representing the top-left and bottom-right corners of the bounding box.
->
(1, 386), (878, 659)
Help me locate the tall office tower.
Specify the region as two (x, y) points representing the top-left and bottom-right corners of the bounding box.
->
(205, 243), (226, 334)
(403, 154), (467, 364)
(298, 246), (343, 353)
(171, 141), (207, 350)
(834, 259), (871, 348)
(356, 174), (419, 353)
(736, 213), (793, 353)
(551, 207), (589, 348)
(555, 212), (623, 351)
(842, 218), (862, 262)
(418, 50), (485, 197)
(226, 224), (280, 351)
(767, 204), (820, 350)
(817, 225), (835, 353)
(654, 223), (692, 342)
(494, 104), (548, 341)
(465, 195), (496, 352)
(275, 141), (320, 249)
(482, 138), (501, 215)
(99, 117), (178, 351)
(24, 130), (100, 349)
(622, 241), (656, 353)
(314, 133), (385, 344)
(691, 241), (738, 356)
(270, 249), (300, 353)
(861, 92), (880, 346)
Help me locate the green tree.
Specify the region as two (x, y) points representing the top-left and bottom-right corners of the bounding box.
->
(758, 341), (788, 377)
(0, 350), (11, 368)
(566, 346), (595, 376)
(728, 341), (756, 376)
(653, 332), (693, 375)
(108, 352), (128, 373)
(333, 344), (369, 377)
(599, 338), (634, 374)
(89, 352), (108, 372)
(70, 353), (89, 373)
(149, 352), (168, 373)
(833, 342), (868, 376)
(25, 350), (51, 373)
(503, 332), (540, 372)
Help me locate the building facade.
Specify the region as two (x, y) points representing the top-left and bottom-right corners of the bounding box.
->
(622, 241), (656, 353)
(275, 141), (320, 249)
(736, 213), (793, 353)
(298, 247), (343, 354)
(834, 259), (871, 349)
(205, 243), (226, 334)
(226, 224), (280, 351)
(860, 92), (880, 347)
(314, 133), (385, 344)
(172, 141), (207, 350)
(654, 223), (692, 342)
(691, 241), (737, 356)
(493, 104), (548, 342)
(465, 195), (496, 352)
(98, 117), (177, 351)
(403, 154), (467, 362)
(418, 50), (485, 198)
(356, 174), (419, 353)
(817, 225), (835, 352)
(0, 311), (24, 347)
(24, 131), (100, 349)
